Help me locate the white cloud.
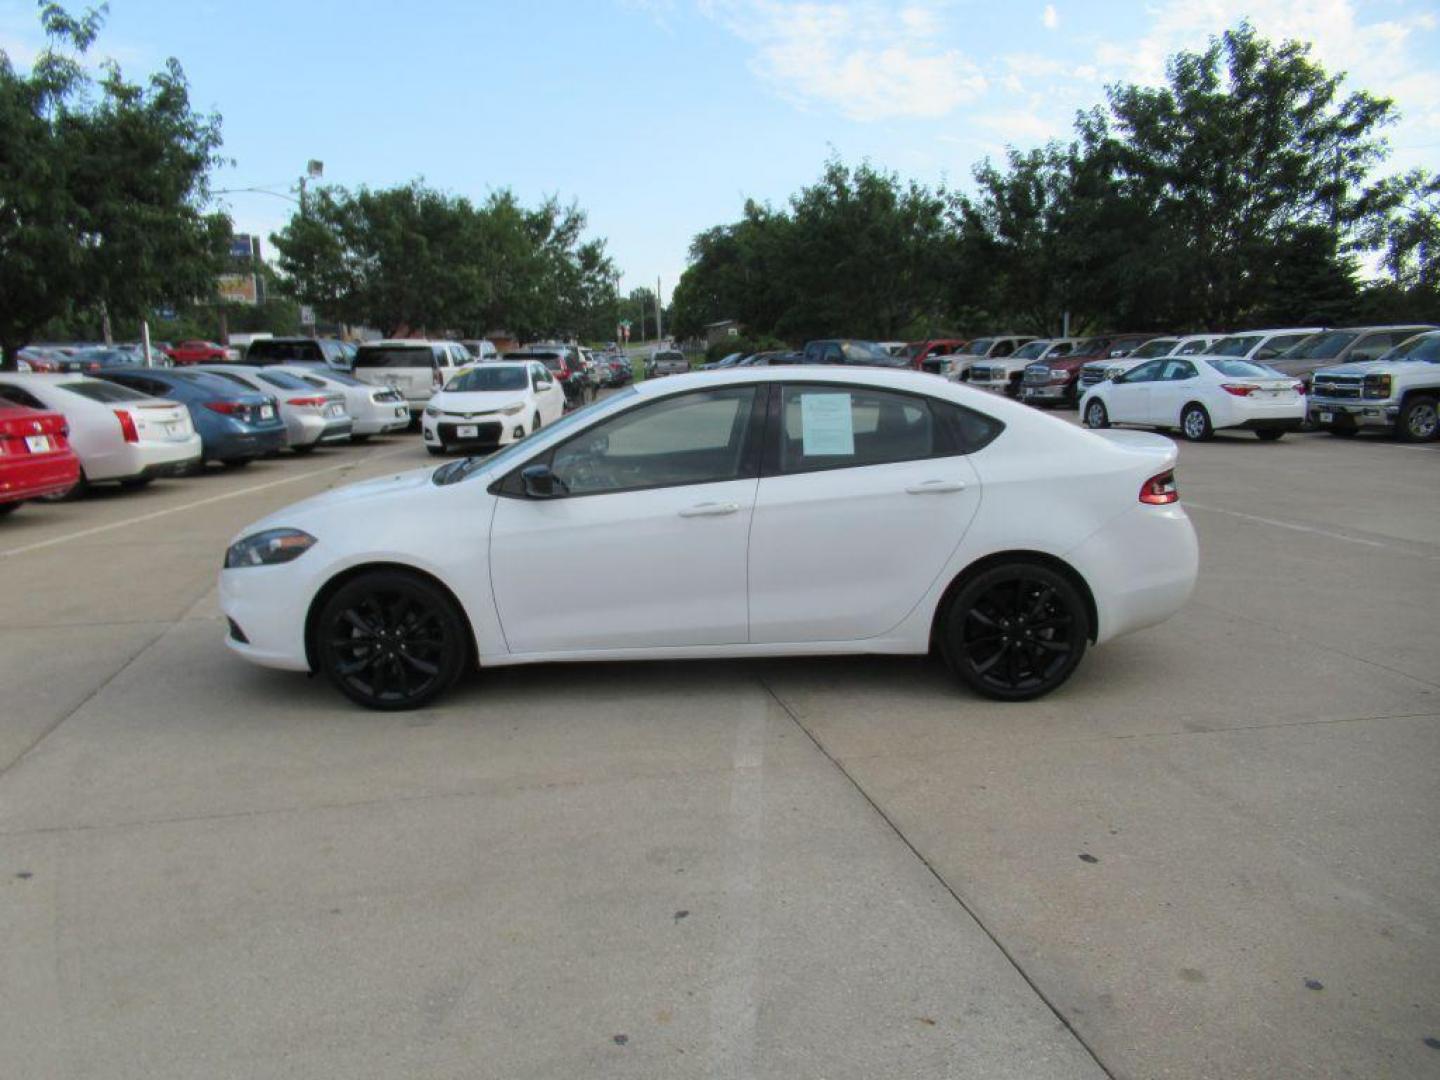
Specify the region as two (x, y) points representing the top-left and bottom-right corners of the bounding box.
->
(976, 108), (1061, 143)
(1042, 4), (1059, 31)
(699, 0), (987, 121)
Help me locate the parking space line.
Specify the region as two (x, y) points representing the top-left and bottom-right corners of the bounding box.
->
(0, 446), (413, 560)
(1185, 501), (1439, 558)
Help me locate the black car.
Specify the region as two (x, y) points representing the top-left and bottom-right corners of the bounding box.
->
(800, 339), (909, 367)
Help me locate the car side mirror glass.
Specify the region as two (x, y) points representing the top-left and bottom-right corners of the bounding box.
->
(521, 463), (567, 499)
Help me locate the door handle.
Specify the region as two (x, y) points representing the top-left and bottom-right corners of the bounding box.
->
(679, 501), (740, 517)
(905, 480), (967, 494)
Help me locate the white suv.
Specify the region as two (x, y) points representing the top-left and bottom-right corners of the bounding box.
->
(351, 340), (470, 418)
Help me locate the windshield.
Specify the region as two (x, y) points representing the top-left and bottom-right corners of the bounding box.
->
(1208, 335), (1261, 357)
(1012, 341), (1050, 360)
(1284, 331), (1356, 359)
(1127, 339), (1177, 359)
(355, 346), (434, 369)
(1379, 333), (1440, 363)
(433, 386), (639, 486)
(446, 366), (528, 392)
(1205, 358), (1274, 378)
(966, 339), (995, 355)
(901, 343), (926, 359)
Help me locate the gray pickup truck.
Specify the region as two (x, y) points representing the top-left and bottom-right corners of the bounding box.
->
(650, 349), (690, 377)
(1309, 330), (1440, 442)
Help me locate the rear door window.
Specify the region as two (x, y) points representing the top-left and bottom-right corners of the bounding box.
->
(778, 386), (947, 474)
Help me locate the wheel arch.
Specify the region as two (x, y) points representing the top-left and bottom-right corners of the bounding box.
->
(303, 561), (479, 674)
(928, 550), (1100, 651)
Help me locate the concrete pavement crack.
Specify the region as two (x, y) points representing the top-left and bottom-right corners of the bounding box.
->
(757, 674), (1118, 1080)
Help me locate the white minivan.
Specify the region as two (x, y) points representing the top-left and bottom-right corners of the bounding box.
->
(351, 340), (471, 418)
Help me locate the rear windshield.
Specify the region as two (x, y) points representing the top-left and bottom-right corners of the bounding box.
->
(1208, 335), (1261, 357)
(355, 346), (435, 369)
(447, 366), (529, 392)
(246, 340), (321, 362)
(654, 351), (685, 362)
(1283, 331), (1356, 359)
(1129, 338), (1178, 359)
(1205, 358), (1273, 378)
(59, 380), (148, 403)
(306, 370), (366, 387)
(252, 370), (314, 390)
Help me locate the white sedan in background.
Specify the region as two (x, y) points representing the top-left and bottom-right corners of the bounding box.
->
(1081, 355), (1306, 441)
(0, 373), (201, 493)
(220, 367), (1198, 710)
(199, 364), (353, 452)
(268, 366), (410, 441)
(422, 361), (565, 455)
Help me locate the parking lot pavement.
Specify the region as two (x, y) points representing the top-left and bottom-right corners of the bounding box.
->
(1, 425), (1437, 1078)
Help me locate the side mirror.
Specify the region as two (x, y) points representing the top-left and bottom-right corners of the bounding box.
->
(521, 463), (567, 499)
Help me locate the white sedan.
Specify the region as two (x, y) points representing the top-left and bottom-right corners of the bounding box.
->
(0, 372), (201, 493)
(220, 368), (1198, 710)
(1081, 355), (1306, 441)
(421, 361), (565, 455)
(268, 366), (411, 440)
(199, 364), (353, 451)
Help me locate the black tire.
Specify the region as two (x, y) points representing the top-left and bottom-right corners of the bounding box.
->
(0, 501), (19, 517)
(350, 434), (371, 444)
(1326, 427), (1357, 438)
(37, 471), (87, 502)
(314, 570), (469, 710)
(1254, 429), (1285, 441)
(1397, 394), (1439, 443)
(292, 443), (317, 455)
(119, 476), (153, 489)
(1083, 398), (1110, 429)
(1180, 403), (1214, 442)
(221, 458), (252, 468)
(942, 562), (1089, 702)
(426, 445), (445, 457)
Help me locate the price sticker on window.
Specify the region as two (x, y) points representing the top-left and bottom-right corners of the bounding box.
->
(800, 393), (854, 456)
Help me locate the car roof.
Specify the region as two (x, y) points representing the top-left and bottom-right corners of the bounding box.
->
(361, 339), (454, 348)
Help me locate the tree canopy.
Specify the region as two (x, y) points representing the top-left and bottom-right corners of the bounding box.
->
(672, 23), (1438, 343)
(0, 2), (230, 369)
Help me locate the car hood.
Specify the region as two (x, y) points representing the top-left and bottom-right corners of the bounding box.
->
(1313, 360), (1398, 377)
(433, 390), (527, 412)
(241, 467), (439, 535)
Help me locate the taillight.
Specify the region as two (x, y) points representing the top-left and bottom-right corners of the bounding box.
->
(1220, 384), (1256, 397)
(204, 400), (243, 415)
(113, 409), (139, 443)
(1292, 382), (1306, 395)
(1140, 470), (1178, 505)
(286, 396), (327, 407)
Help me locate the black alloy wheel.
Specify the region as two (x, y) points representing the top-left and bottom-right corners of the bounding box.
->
(1254, 429), (1285, 441)
(316, 571), (468, 710)
(944, 563), (1089, 701)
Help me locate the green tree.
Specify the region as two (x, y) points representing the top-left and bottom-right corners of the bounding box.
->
(0, 2), (230, 369)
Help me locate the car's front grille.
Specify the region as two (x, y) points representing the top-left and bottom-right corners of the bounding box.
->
(1311, 377), (1362, 399)
(1023, 366), (1050, 385)
(971, 366), (996, 381)
(438, 421), (503, 444)
(1079, 367), (1106, 388)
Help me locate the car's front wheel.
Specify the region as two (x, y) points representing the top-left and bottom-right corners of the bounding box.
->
(315, 570), (469, 710)
(1083, 398), (1109, 428)
(941, 562), (1089, 701)
(1397, 394), (1439, 443)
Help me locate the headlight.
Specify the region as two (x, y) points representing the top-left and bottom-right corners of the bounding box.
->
(1049, 369), (1068, 381)
(1362, 374), (1392, 399)
(500, 403), (525, 416)
(1105, 366), (1124, 380)
(225, 528), (317, 569)
(424, 405), (440, 418)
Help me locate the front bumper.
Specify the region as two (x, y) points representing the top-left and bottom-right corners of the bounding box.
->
(1309, 399), (1397, 430)
(422, 413), (529, 451)
(1020, 382), (1073, 404)
(220, 564), (313, 671)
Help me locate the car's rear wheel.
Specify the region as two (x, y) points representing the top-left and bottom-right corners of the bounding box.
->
(37, 471), (87, 502)
(426, 445), (445, 457)
(351, 434), (371, 444)
(1083, 398), (1110, 429)
(1180, 403), (1213, 441)
(1254, 429), (1285, 441)
(292, 444), (317, 455)
(942, 563), (1089, 701)
(1326, 426), (1357, 438)
(316, 571), (468, 710)
(119, 476), (153, 489)
(221, 458), (252, 467)
(0, 502), (19, 517)
(1397, 395), (1439, 442)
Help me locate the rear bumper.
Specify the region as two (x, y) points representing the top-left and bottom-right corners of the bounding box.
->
(203, 426), (287, 462)
(0, 453), (81, 503)
(91, 436), (204, 481)
(1067, 504), (1198, 644)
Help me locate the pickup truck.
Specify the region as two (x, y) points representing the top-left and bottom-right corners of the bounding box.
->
(1309, 330), (1440, 442)
(970, 339), (1078, 397)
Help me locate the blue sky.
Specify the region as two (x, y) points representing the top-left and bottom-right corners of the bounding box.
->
(3, 1), (1438, 301)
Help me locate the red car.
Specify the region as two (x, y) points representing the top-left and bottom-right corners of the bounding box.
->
(900, 339), (970, 375)
(1019, 333), (1157, 408)
(0, 400), (81, 514)
(166, 340), (231, 364)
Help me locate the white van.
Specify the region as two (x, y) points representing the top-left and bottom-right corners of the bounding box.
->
(352, 339), (471, 417)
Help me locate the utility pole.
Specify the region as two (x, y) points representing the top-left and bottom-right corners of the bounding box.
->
(655, 276), (663, 344)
